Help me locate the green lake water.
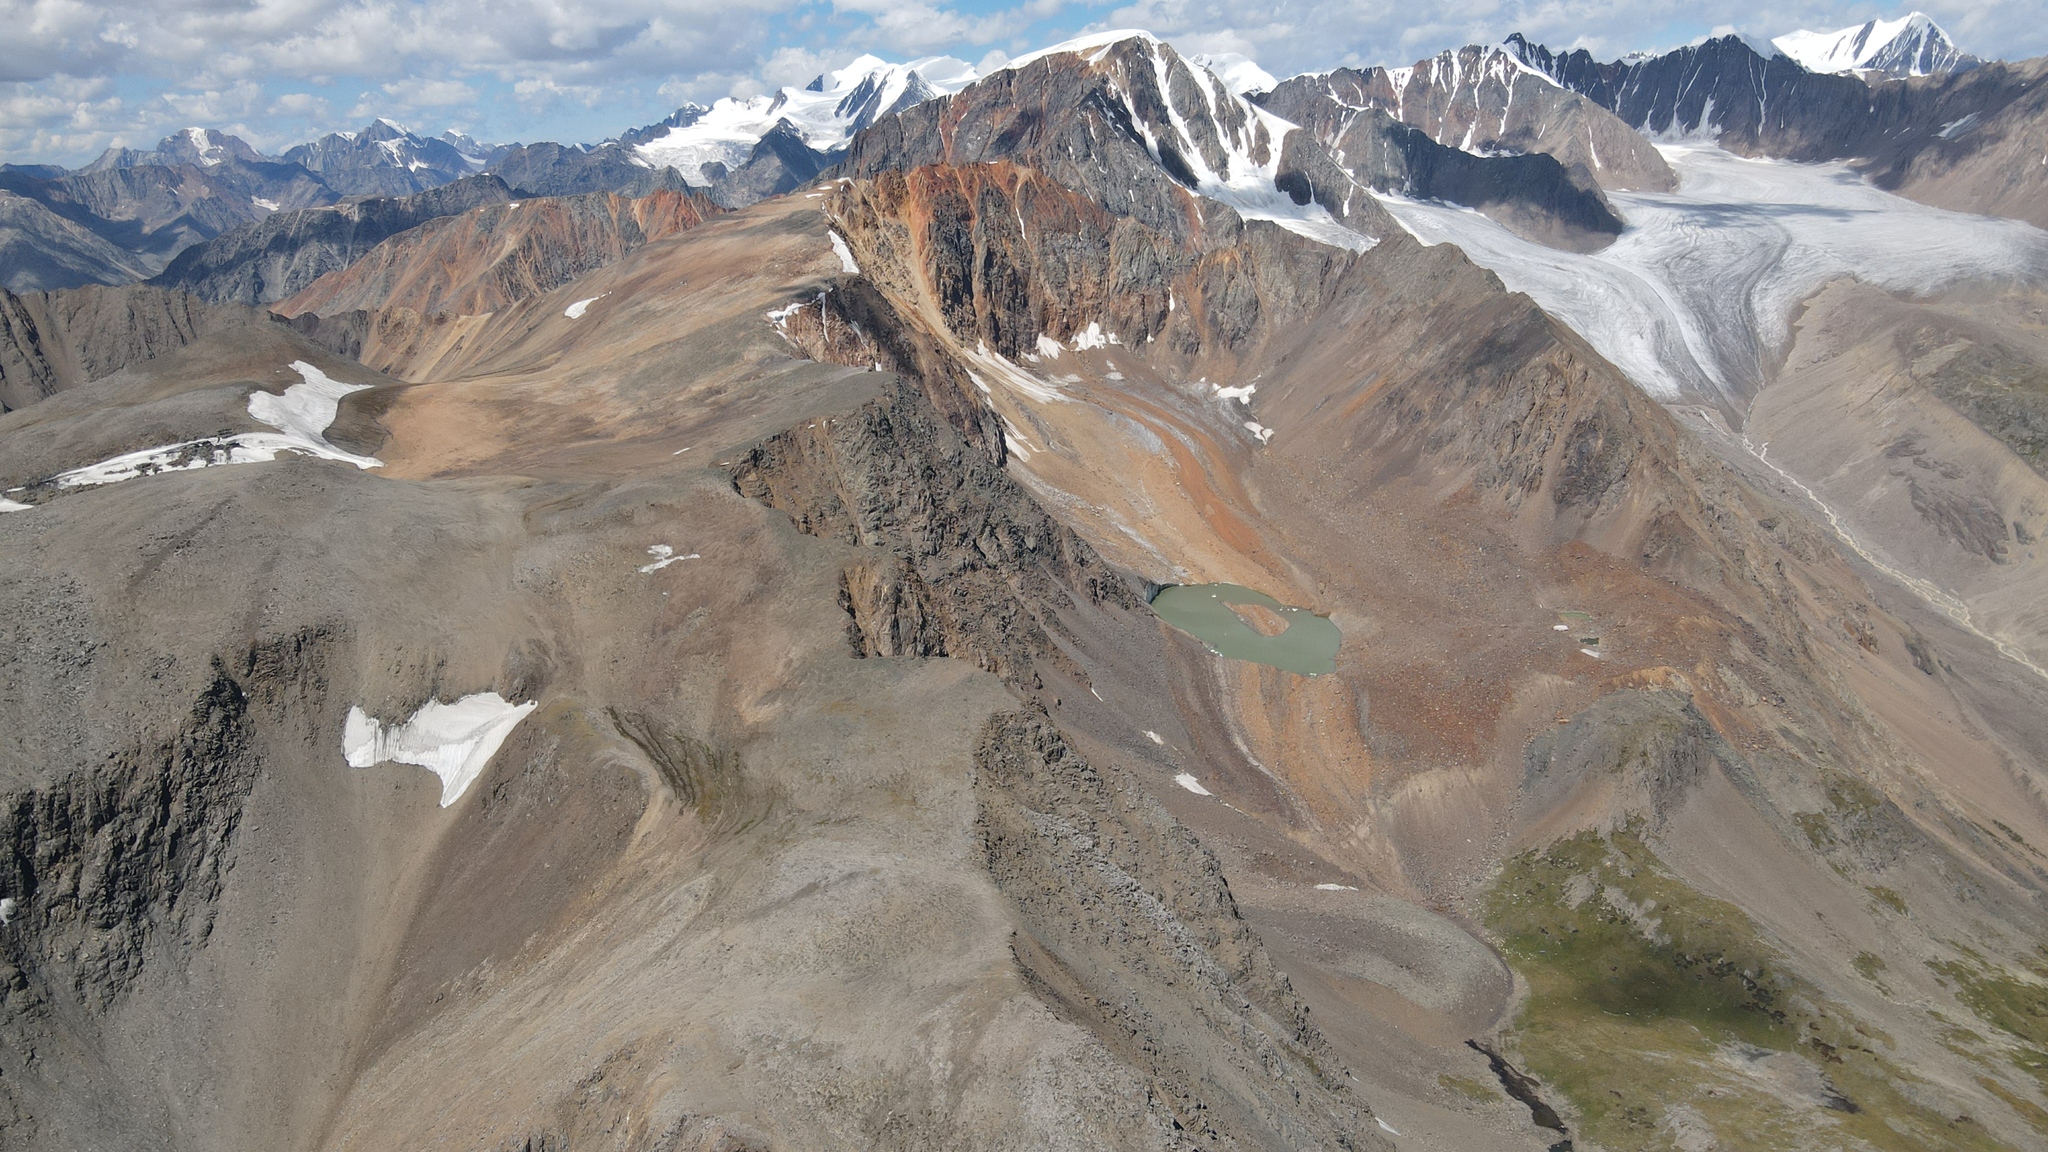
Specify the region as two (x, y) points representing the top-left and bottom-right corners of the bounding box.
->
(1148, 583), (1340, 676)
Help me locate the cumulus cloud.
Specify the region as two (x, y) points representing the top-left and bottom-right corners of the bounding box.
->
(0, 0), (2040, 165)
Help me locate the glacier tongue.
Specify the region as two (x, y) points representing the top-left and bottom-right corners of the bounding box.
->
(1377, 145), (2048, 405)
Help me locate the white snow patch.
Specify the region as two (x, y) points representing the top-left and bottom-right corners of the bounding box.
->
(1315, 883), (1359, 891)
(1213, 381), (1256, 403)
(828, 230), (861, 274)
(1174, 772), (1212, 796)
(1553, 623), (1570, 631)
(1375, 146), (2048, 405)
(1003, 29), (1161, 72)
(1034, 333), (1064, 360)
(251, 196), (280, 212)
(639, 543), (699, 572)
(0, 897), (15, 924)
(1069, 321), (1118, 350)
(1580, 647), (1602, 659)
(564, 293), (607, 318)
(1244, 421), (1275, 444)
(1190, 52), (1279, 95)
(0, 497), (29, 513)
(1144, 730), (1164, 744)
(54, 361), (381, 490)
(343, 693), (538, 807)
(1376, 1117), (1402, 1136)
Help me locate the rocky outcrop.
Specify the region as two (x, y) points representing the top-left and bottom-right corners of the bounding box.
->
(0, 284), (260, 411)
(729, 376), (1139, 687)
(1261, 47), (1675, 195)
(828, 163), (1360, 374)
(1509, 33), (2048, 228)
(149, 175), (517, 305)
(276, 187), (718, 318)
(974, 710), (1390, 1150)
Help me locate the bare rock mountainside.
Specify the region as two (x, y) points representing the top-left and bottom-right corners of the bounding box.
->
(5, 25), (2048, 1152)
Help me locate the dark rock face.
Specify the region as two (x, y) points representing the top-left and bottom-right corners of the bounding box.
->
(1262, 48), (1674, 195)
(728, 376), (1139, 687)
(1507, 33), (2048, 227)
(0, 284), (260, 411)
(1257, 92), (1623, 250)
(974, 710), (1390, 1151)
(149, 175), (517, 305)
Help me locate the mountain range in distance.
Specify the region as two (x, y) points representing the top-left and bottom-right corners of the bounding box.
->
(7, 8), (2048, 1152)
(0, 10), (2026, 297)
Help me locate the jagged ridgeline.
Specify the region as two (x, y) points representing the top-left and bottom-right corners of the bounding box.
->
(4, 20), (2048, 1152)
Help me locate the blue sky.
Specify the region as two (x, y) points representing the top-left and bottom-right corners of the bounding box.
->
(0, 1), (2037, 167)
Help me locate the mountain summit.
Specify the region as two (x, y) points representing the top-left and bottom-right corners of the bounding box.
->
(1773, 11), (1978, 77)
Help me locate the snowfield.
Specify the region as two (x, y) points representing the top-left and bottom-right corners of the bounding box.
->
(1378, 146), (2048, 405)
(343, 693), (539, 807)
(54, 361), (382, 490)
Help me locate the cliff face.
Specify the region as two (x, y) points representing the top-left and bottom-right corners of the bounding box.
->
(277, 188), (718, 318)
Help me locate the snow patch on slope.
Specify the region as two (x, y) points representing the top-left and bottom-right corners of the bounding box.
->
(343, 693), (538, 807)
(54, 361), (382, 490)
(829, 230), (861, 273)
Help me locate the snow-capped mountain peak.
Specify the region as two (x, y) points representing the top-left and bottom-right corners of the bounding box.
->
(632, 54), (977, 185)
(1773, 12), (1977, 77)
(1189, 52), (1279, 96)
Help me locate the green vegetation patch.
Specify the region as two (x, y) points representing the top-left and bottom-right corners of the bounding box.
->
(1485, 828), (2019, 1151)
(1931, 949), (2048, 1094)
